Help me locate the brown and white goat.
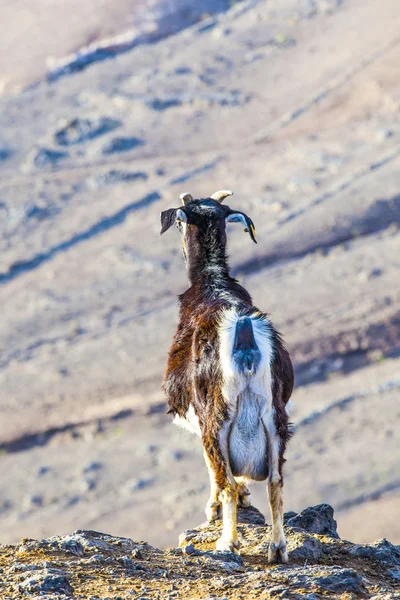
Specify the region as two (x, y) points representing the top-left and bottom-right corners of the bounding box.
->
(161, 190), (294, 562)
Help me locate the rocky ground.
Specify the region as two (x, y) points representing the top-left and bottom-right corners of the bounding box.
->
(1, 504), (400, 599)
(0, 0), (400, 555)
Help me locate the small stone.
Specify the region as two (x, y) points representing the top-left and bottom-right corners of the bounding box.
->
(25, 494), (44, 508)
(182, 543), (195, 555)
(123, 477), (154, 492)
(83, 461), (103, 474)
(102, 136), (145, 154)
(172, 449), (185, 461)
(37, 466), (51, 477)
(147, 98), (182, 111)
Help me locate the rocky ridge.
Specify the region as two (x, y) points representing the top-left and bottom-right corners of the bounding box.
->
(1, 0), (400, 552)
(1, 504), (400, 599)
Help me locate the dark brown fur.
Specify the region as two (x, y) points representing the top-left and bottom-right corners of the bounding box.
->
(161, 196), (294, 557)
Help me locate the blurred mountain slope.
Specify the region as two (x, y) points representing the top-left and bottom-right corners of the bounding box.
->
(0, 0), (399, 547)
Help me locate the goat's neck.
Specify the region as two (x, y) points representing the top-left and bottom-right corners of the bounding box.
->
(186, 224), (230, 288)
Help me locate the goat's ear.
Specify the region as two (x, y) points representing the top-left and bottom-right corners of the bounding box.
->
(225, 211), (257, 243)
(160, 208), (187, 234)
(160, 208), (177, 234)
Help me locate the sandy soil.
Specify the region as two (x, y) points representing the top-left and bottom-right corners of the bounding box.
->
(0, 0), (399, 549)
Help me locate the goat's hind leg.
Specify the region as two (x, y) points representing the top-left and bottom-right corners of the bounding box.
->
(203, 429), (240, 554)
(267, 478), (287, 564)
(264, 416), (288, 563)
(204, 450), (221, 521)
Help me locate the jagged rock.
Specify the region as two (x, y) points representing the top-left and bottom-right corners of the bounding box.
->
(348, 538), (400, 566)
(1, 505), (400, 599)
(286, 531), (323, 561)
(311, 568), (365, 595)
(285, 503), (339, 538)
(19, 568), (73, 595)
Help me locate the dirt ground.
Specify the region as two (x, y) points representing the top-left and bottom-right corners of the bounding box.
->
(0, 0), (399, 549)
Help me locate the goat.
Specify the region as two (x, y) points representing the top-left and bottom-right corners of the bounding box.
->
(160, 190), (294, 562)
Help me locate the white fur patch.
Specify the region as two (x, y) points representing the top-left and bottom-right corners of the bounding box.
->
(173, 405), (201, 437)
(218, 308), (284, 481)
(218, 308), (274, 400)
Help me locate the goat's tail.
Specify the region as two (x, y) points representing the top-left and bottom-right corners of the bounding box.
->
(232, 316), (261, 376)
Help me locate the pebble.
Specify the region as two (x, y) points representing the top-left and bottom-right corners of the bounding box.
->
(83, 461), (103, 474)
(182, 543), (196, 556)
(102, 136), (145, 154)
(123, 477), (154, 492)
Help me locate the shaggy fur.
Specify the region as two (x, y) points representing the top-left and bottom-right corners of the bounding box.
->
(161, 194), (294, 560)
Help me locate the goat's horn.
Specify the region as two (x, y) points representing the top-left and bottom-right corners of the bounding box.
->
(180, 192), (193, 206)
(210, 190), (233, 203)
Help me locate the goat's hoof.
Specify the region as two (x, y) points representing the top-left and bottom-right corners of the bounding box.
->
(216, 536), (241, 555)
(205, 501), (221, 522)
(268, 541), (288, 564)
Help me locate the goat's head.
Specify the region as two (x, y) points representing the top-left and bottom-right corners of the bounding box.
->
(160, 190), (256, 264)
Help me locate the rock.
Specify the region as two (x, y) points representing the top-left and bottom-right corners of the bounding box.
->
(25, 146), (68, 169)
(182, 543), (196, 555)
(101, 136), (145, 154)
(54, 117), (121, 145)
(348, 538), (400, 566)
(2, 507), (400, 598)
(146, 98), (182, 111)
(123, 477), (154, 492)
(37, 466), (51, 477)
(238, 505), (265, 525)
(59, 535), (85, 556)
(172, 449), (185, 461)
(24, 494), (44, 508)
(19, 569), (73, 596)
(287, 531), (323, 561)
(178, 530), (197, 547)
(83, 461), (103, 474)
(285, 504), (339, 538)
(311, 568), (366, 595)
(26, 202), (58, 221)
